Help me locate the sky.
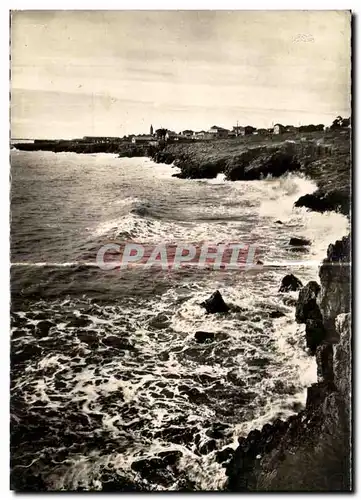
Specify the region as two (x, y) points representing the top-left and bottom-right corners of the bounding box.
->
(11, 10), (351, 139)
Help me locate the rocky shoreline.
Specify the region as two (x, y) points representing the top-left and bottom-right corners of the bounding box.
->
(147, 130), (350, 217)
(223, 234), (351, 491)
(13, 130), (350, 217)
(147, 132), (352, 490)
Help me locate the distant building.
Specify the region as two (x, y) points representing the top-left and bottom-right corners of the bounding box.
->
(257, 128), (269, 136)
(150, 124), (154, 136)
(208, 125), (230, 139)
(181, 130), (195, 138)
(273, 124), (285, 135)
(232, 126), (245, 136)
(245, 126), (256, 135)
(232, 125), (255, 136)
(82, 136), (122, 143)
(194, 130), (207, 139)
(131, 135), (154, 144)
(165, 131), (177, 141)
(166, 132), (189, 142)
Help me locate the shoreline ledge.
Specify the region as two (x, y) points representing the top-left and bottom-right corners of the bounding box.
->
(224, 234), (351, 491)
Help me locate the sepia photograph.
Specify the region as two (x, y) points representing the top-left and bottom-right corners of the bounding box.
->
(10, 9), (352, 491)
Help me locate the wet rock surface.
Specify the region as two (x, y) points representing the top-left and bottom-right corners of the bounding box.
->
(279, 274), (303, 292)
(194, 331), (215, 343)
(200, 290), (230, 314)
(289, 236), (311, 246)
(226, 234), (351, 492)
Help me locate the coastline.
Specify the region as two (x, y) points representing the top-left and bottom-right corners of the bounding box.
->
(13, 129), (350, 217)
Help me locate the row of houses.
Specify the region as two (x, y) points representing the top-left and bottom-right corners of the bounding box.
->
(130, 122), (326, 145)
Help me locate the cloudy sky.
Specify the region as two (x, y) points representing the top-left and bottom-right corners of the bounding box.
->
(11, 10), (351, 139)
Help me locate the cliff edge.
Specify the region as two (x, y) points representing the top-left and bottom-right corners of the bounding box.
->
(225, 235), (351, 491)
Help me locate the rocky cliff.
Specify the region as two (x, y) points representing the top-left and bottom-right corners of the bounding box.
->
(149, 130), (350, 217)
(225, 234), (352, 491)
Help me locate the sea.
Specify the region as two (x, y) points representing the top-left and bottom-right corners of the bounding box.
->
(10, 149), (349, 491)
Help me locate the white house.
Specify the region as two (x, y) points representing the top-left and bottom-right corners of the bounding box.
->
(208, 125), (230, 139)
(132, 135), (154, 144)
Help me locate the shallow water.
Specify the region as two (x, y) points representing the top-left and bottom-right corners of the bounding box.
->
(10, 150), (349, 490)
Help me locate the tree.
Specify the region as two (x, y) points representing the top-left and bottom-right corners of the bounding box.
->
(155, 128), (167, 139)
(330, 116), (350, 130)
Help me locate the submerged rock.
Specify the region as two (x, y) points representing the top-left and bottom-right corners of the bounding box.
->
(67, 316), (92, 328)
(194, 331), (215, 343)
(35, 320), (54, 337)
(289, 237), (311, 246)
(268, 310), (285, 319)
(200, 290), (230, 314)
(279, 274), (303, 292)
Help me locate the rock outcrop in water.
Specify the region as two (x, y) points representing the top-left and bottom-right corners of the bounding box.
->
(279, 274), (303, 293)
(200, 290), (230, 314)
(289, 237), (311, 247)
(295, 281), (325, 355)
(226, 234), (351, 491)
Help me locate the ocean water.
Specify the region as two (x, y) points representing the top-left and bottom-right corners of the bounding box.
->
(10, 150), (349, 491)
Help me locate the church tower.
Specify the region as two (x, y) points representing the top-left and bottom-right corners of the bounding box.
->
(150, 124), (154, 136)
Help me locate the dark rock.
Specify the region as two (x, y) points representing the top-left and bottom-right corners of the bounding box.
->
(131, 458), (174, 486)
(247, 357), (270, 368)
(295, 189), (350, 215)
(315, 342), (334, 382)
(305, 319), (326, 355)
(306, 382), (333, 409)
(11, 343), (43, 366)
(279, 274), (303, 292)
(149, 313), (170, 330)
(261, 423), (274, 436)
(282, 296), (297, 307)
(226, 370), (247, 387)
(67, 316), (92, 328)
(206, 422), (231, 439)
(77, 331), (99, 347)
(194, 331), (215, 343)
(247, 429), (262, 446)
(157, 425), (197, 445)
(101, 475), (141, 492)
(179, 386), (208, 404)
(102, 335), (134, 350)
(333, 313), (351, 418)
(200, 290), (230, 314)
(272, 418), (288, 432)
(319, 235), (351, 338)
(158, 450), (182, 466)
(215, 447), (234, 465)
(295, 281), (325, 354)
(289, 237), (311, 246)
(199, 439), (217, 455)
(295, 281), (322, 323)
(35, 320), (54, 337)
(268, 310), (285, 318)
(256, 260), (264, 265)
(275, 220), (283, 224)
